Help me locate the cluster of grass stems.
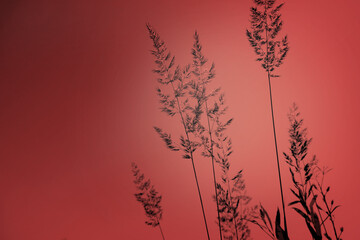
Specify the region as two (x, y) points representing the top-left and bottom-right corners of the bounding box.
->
(130, 0), (343, 239)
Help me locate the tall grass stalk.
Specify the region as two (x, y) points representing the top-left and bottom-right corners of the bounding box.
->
(216, 138), (241, 240)
(146, 24), (211, 240)
(246, 0), (289, 234)
(190, 31), (223, 240)
(189, 31), (255, 239)
(204, 82), (254, 240)
(283, 104), (322, 239)
(131, 162), (165, 240)
(284, 104), (343, 240)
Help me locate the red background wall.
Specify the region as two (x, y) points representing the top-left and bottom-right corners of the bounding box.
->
(0, 0), (359, 239)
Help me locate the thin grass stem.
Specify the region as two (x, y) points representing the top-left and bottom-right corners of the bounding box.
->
(170, 81), (211, 240)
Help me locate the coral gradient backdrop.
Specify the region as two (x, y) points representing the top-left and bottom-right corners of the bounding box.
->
(0, 0), (359, 239)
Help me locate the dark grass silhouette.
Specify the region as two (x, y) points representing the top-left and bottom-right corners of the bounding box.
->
(145, 25), (256, 240)
(131, 162), (165, 240)
(135, 3), (344, 238)
(284, 104), (322, 240)
(249, 204), (289, 240)
(190, 31), (224, 240)
(284, 104), (344, 240)
(216, 167), (256, 240)
(314, 167), (344, 240)
(246, 0), (289, 237)
(247, 105), (344, 240)
(249, 204), (276, 239)
(206, 87), (255, 240)
(190, 31), (255, 240)
(146, 24), (211, 240)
